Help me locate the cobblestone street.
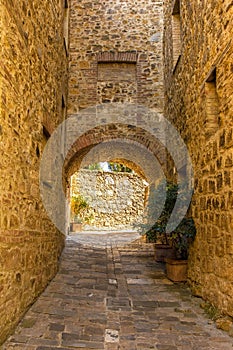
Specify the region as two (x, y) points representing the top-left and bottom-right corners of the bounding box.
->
(3, 232), (233, 349)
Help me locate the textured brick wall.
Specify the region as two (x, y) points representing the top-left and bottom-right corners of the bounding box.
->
(164, 0), (233, 316)
(71, 170), (147, 229)
(0, 0), (68, 343)
(68, 0), (164, 113)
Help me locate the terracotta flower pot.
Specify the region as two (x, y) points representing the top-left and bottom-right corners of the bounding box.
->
(70, 222), (83, 232)
(154, 244), (176, 262)
(165, 258), (188, 282)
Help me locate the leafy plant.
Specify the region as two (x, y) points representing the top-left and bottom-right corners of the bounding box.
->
(70, 195), (93, 224)
(201, 301), (222, 321)
(135, 179), (196, 258)
(85, 162), (132, 173)
(85, 163), (103, 171)
(108, 162), (132, 173)
(143, 181), (178, 243)
(169, 217), (196, 259)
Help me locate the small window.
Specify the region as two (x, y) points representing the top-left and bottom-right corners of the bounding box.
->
(61, 95), (66, 157)
(42, 126), (52, 184)
(63, 0), (69, 55)
(172, 0), (181, 71)
(42, 125), (51, 150)
(204, 68), (220, 138)
(43, 126), (51, 141)
(62, 94), (66, 110)
(62, 94), (66, 121)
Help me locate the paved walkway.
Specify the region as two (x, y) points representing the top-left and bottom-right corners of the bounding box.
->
(3, 232), (233, 349)
(66, 230), (141, 248)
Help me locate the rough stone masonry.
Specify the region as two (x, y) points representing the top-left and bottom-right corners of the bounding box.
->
(164, 0), (233, 316)
(71, 169), (147, 230)
(1, 0), (233, 345)
(0, 0), (68, 343)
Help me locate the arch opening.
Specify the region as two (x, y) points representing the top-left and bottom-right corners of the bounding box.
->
(66, 135), (167, 235)
(40, 103), (193, 236)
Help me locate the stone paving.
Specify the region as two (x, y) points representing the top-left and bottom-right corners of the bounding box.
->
(2, 232), (233, 349)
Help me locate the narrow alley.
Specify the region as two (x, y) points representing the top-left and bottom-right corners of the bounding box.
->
(3, 233), (233, 350)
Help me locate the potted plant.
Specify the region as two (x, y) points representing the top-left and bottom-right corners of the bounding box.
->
(145, 213), (176, 262)
(70, 194), (93, 232)
(165, 217), (196, 282)
(145, 181), (178, 262)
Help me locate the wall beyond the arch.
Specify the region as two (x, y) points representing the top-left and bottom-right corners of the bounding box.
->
(164, 1), (233, 316)
(0, 0), (68, 343)
(71, 169), (147, 230)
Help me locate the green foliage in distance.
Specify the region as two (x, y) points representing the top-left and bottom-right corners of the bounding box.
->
(108, 162), (132, 173)
(85, 163), (102, 171)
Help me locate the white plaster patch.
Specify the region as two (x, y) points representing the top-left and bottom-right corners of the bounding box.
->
(109, 279), (118, 285)
(105, 329), (119, 343)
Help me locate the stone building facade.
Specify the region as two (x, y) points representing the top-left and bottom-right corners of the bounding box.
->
(0, 0), (233, 345)
(64, 0), (167, 197)
(0, 0), (68, 342)
(68, 0), (164, 113)
(163, 0), (233, 316)
(71, 170), (147, 230)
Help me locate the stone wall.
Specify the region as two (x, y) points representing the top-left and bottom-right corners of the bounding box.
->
(164, 0), (233, 316)
(68, 0), (164, 113)
(0, 0), (68, 343)
(1, 0), (232, 342)
(71, 170), (147, 230)
(65, 0), (168, 217)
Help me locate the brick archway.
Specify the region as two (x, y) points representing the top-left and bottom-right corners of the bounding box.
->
(63, 123), (171, 232)
(64, 123), (172, 183)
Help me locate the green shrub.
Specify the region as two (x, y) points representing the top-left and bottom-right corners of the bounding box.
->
(70, 195), (93, 224)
